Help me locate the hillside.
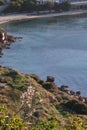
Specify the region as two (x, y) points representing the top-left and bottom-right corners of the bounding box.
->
(0, 65), (87, 129)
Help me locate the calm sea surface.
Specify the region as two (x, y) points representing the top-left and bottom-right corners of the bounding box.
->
(1, 16), (87, 96)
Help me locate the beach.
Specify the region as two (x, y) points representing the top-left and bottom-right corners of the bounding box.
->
(0, 10), (87, 24)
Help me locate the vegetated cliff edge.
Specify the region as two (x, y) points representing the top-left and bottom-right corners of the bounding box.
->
(0, 65), (87, 129)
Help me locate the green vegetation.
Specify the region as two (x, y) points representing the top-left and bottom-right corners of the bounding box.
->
(0, 27), (5, 33)
(64, 116), (84, 130)
(0, 105), (28, 130)
(4, 0), (37, 12)
(0, 66), (87, 129)
(0, 0), (5, 5)
(30, 117), (58, 130)
(0, 105), (87, 130)
(0, 69), (29, 91)
(4, 0), (70, 13)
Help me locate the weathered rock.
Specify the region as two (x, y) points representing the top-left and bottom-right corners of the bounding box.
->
(0, 32), (6, 42)
(46, 76), (55, 82)
(60, 85), (68, 91)
(76, 91), (81, 96)
(70, 90), (75, 95)
(7, 35), (16, 42)
(64, 100), (87, 114)
(38, 80), (44, 85)
(0, 29), (22, 56)
(42, 82), (58, 93)
(79, 96), (85, 102)
(33, 110), (44, 118)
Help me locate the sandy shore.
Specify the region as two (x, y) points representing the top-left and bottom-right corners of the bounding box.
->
(0, 10), (87, 24)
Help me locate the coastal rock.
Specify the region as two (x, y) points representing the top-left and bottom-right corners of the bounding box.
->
(7, 35), (16, 42)
(42, 82), (58, 93)
(76, 91), (81, 96)
(0, 32), (7, 42)
(60, 85), (68, 91)
(64, 100), (87, 114)
(46, 76), (55, 82)
(0, 28), (22, 56)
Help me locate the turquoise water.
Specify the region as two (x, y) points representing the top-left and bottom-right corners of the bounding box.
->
(1, 16), (87, 96)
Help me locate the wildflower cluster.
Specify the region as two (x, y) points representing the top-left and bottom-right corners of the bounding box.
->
(20, 86), (35, 108)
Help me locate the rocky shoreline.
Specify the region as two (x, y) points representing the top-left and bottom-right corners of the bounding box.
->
(0, 29), (87, 114)
(0, 30), (22, 56)
(31, 74), (87, 107)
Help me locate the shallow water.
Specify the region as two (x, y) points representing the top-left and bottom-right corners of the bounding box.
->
(1, 16), (87, 96)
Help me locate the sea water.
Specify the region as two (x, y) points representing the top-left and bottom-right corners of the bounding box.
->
(0, 16), (87, 96)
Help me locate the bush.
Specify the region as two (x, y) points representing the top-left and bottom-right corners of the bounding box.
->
(64, 116), (84, 130)
(0, 0), (5, 5)
(0, 105), (28, 130)
(30, 117), (58, 130)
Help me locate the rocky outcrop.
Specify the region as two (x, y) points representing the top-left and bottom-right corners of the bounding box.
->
(0, 66), (87, 129)
(64, 100), (87, 114)
(46, 76), (55, 82)
(7, 35), (16, 42)
(0, 31), (17, 43)
(0, 30), (22, 56)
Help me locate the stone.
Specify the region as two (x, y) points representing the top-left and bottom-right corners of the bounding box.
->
(64, 100), (87, 114)
(70, 90), (75, 95)
(60, 85), (68, 91)
(33, 110), (44, 117)
(7, 35), (16, 42)
(76, 91), (81, 96)
(46, 76), (55, 82)
(42, 82), (58, 93)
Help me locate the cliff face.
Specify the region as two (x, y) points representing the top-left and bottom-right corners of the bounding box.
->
(0, 65), (87, 129)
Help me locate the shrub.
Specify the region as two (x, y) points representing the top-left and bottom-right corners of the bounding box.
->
(30, 117), (58, 130)
(0, 105), (28, 130)
(0, 0), (5, 5)
(64, 116), (84, 130)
